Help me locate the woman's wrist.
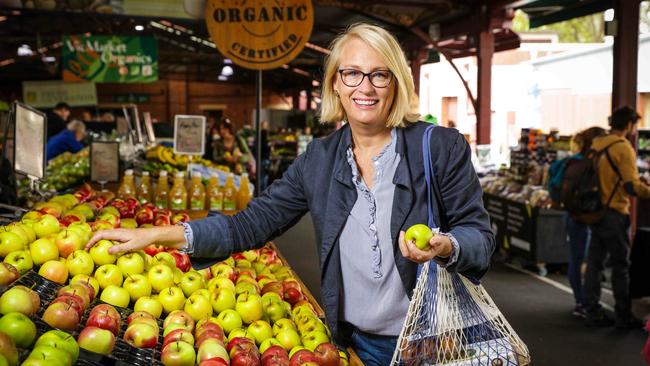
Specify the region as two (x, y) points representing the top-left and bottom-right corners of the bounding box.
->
(150, 226), (186, 250)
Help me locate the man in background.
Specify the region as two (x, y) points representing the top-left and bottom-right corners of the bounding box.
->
(584, 106), (650, 329)
(46, 102), (71, 139)
(46, 120), (86, 161)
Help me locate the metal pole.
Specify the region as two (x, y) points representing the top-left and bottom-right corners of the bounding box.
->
(255, 69), (262, 196)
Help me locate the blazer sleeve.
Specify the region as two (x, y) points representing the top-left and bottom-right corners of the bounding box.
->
(436, 132), (495, 281)
(188, 144), (310, 258)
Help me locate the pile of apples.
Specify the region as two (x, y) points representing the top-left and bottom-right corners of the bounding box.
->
(42, 282), (96, 332)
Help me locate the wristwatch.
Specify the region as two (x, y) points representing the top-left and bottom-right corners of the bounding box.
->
(177, 222), (195, 255)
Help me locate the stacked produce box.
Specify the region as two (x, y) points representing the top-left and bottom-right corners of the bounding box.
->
(0, 185), (349, 366)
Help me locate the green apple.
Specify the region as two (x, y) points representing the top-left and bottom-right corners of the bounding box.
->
(161, 340), (196, 366)
(100, 285), (130, 308)
(264, 301), (288, 323)
(98, 213), (119, 227)
(89, 240), (117, 265)
(0, 286), (39, 316)
(207, 277), (235, 292)
(216, 309), (243, 335)
(29, 345), (72, 366)
(163, 310), (195, 331)
(134, 296), (163, 318)
(66, 250), (94, 277)
(34, 330), (79, 363)
(54, 230), (84, 259)
(259, 337), (283, 354)
(120, 218), (138, 229)
(70, 274), (100, 296)
(235, 281), (258, 297)
(261, 292), (283, 307)
(301, 330), (329, 351)
(14, 223), (36, 243)
(3, 250), (32, 274)
(117, 253), (145, 276)
(404, 224), (433, 250)
(183, 293), (213, 322)
(0, 231), (26, 258)
(247, 320), (273, 345)
(38, 260), (68, 284)
(193, 289), (210, 300)
(94, 264), (123, 290)
(158, 287), (186, 314)
(235, 293), (264, 324)
(1, 224), (28, 245)
(0, 312), (36, 348)
(77, 326), (115, 355)
(179, 271), (205, 297)
(33, 214), (60, 239)
(211, 288), (236, 313)
(228, 328), (253, 342)
(272, 318), (297, 336)
(298, 317), (328, 335)
(22, 211), (42, 221)
(276, 329), (301, 351)
(29, 238), (59, 265)
(123, 274), (152, 302)
(148, 264), (175, 293)
(210, 263), (234, 279)
(153, 252), (176, 268)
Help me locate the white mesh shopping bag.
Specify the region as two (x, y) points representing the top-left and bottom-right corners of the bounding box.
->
(391, 125), (530, 366)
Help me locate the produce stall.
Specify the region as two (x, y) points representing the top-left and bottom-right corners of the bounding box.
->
(0, 183), (353, 366)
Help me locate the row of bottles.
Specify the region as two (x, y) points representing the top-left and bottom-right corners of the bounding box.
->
(117, 170), (252, 213)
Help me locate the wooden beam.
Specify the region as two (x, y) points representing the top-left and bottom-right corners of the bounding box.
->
(611, 0), (640, 111)
(476, 6), (494, 146)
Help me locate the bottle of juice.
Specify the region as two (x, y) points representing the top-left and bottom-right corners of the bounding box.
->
(169, 171), (188, 210)
(222, 173), (237, 214)
(117, 169), (137, 199)
(236, 173), (252, 210)
(154, 171), (170, 209)
(206, 173), (223, 211)
(137, 171), (152, 204)
(189, 172), (206, 211)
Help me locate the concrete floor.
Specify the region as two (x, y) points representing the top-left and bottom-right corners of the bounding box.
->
(274, 214), (649, 366)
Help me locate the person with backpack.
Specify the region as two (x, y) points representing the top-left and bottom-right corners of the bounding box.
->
(583, 106), (650, 328)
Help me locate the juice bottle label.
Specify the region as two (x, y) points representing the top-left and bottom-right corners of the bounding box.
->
(190, 199), (204, 210)
(154, 198), (166, 209)
(170, 198), (185, 210)
(223, 199), (236, 211)
(209, 198), (223, 211)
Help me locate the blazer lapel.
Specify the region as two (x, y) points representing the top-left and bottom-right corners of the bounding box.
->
(391, 127), (414, 242)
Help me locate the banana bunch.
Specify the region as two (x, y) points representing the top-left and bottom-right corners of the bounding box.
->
(144, 145), (225, 171)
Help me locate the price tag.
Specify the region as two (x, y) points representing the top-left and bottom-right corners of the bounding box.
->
(90, 141), (119, 182)
(143, 111), (156, 144)
(174, 115), (206, 156)
(13, 102), (46, 179)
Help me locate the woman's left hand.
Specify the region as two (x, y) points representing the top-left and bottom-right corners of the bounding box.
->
(399, 231), (452, 264)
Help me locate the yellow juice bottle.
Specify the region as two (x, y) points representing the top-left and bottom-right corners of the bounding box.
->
(189, 172), (206, 211)
(236, 173), (252, 210)
(207, 173), (223, 211)
(117, 169), (137, 199)
(154, 171), (170, 209)
(222, 173), (237, 214)
(169, 171), (188, 210)
(137, 171), (152, 204)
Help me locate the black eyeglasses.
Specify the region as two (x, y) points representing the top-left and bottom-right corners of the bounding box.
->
(338, 69), (393, 88)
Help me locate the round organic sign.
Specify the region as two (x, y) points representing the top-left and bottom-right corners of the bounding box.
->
(205, 0), (314, 70)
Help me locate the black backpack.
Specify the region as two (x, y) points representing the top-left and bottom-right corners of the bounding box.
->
(561, 140), (623, 225)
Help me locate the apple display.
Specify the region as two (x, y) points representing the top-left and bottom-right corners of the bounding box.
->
(4, 250), (33, 274)
(289, 349), (318, 366)
(148, 264), (175, 293)
(32, 214), (60, 239)
(159, 287), (186, 314)
(38, 260), (68, 284)
(197, 339), (230, 364)
(42, 302), (80, 331)
(34, 330), (79, 363)
(0, 263), (19, 286)
(117, 253), (145, 276)
(89, 240), (117, 265)
(313, 343), (339, 366)
(216, 309), (243, 335)
(134, 296), (163, 318)
(179, 271), (205, 297)
(184, 293), (213, 321)
(275, 329), (301, 351)
(86, 308), (121, 335)
(247, 320), (273, 346)
(235, 293), (264, 324)
(161, 340), (196, 366)
(54, 230), (84, 259)
(208, 277), (235, 293)
(65, 250), (94, 276)
(405, 224), (434, 250)
(0, 312), (36, 347)
(301, 331), (329, 352)
(99, 285), (129, 308)
(153, 252), (176, 268)
(259, 338), (283, 354)
(77, 326), (115, 355)
(0, 286), (39, 316)
(211, 288), (236, 313)
(123, 322), (158, 348)
(123, 273), (152, 301)
(94, 264), (123, 290)
(28, 238), (59, 265)
(164, 310), (195, 331)
(163, 329), (195, 348)
(235, 282), (259, 297)
(0, 231), (26, 258)
(70, 275), (100, 297)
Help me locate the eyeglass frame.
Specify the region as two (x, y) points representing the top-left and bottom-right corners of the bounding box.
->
(337, 68), (394, 88)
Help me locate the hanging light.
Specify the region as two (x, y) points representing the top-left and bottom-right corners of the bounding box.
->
(135, 25), (144, 31)
(221, 65), (233, 76)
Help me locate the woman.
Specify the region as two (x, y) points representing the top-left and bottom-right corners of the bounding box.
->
(213, 118), (254, 175)
(86, 24), (494, 365)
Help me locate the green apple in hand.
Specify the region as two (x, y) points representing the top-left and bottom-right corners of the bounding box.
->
(89, 240), (117, 266)
(404, 224), (433, 250)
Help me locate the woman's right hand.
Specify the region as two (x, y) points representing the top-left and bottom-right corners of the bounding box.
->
(85, 226), (185, 255)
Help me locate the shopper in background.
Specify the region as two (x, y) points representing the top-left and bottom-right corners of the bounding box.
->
(212, 117), (254, 175)
(46, 120), (86, 161)
(203, 116), (218, 162)
(562, 127), (606, 318)
(85, 23), (494, 365)
(584, 106), (650, 329)
(46, 102), (71, 139)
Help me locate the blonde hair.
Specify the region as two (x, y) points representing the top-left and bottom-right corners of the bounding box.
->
(67, 120), (86, 134)
(320, 23), (420, 127)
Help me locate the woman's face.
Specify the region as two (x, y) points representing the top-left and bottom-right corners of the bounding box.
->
(334, 38), (396, 129)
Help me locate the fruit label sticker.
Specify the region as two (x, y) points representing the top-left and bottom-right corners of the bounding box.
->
(90, 142), (120, 183)
(205, 0), (314, 70)
(13, 102), (46, 179)
(174, 115), (206, 156)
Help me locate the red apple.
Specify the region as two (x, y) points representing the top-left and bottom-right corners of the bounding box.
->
(314, 343), (339, 366)
(77, 326), (115, 355)
(42, 302), (80, 331)
(289, 350), (318, 366)
(170, 250), (191, 272)
(135, 207), (155, 226)
(199, 357), (229, 366)
(195, 330), (226, 349)
(283, 288), (303, 306)
(195, 322), (225, 340)
(51, 295), (84, 318)
(261, 282), (283, 296)
(89, 304), (120, 322)
(227, 337), (255, 354)
(231, 350), (261, 366)
(0, 263), (19, 285)
(163, 328), (195, 348)
(123, 322), (158, 348)
(86, 308), (121, 335)
(127, 311), (155, 325)
(144, 244), (166, 256)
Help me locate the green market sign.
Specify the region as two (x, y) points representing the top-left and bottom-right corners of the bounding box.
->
(62, 35), (158, 83)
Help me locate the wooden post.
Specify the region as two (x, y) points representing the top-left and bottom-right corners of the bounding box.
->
(476, 6), (494, 145)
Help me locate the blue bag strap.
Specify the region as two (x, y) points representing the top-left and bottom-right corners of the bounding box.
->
(421, 124), (438, 229)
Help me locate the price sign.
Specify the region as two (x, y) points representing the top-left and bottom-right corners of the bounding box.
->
(13, 102), (46, 179)
(90, 141), (120, 182)
(174, 115), (206, 155)
(143, 112), (156, 144)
